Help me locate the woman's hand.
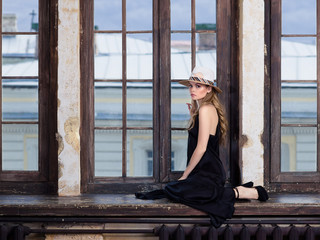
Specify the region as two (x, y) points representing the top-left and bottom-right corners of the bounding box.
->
(186, 103), (192, 115)
(178, 174), (188, 181)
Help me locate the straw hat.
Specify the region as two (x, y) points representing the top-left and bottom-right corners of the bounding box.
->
(178, 66), (222, 93)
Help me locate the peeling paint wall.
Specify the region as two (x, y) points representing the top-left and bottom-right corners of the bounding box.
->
(239, 0), (265, 185)
(57, 0), (81, 196)
(46, 234), (103, 240)
(41, 223), (157, 240)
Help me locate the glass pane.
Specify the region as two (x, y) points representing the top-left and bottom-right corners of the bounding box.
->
(2, 79), (38, 121)
(2, 124), (38, 171)
(127, 82), (152, 128)
(281, 37), (316, 81)
(171, 33), (191, 79)
(196, 0), (216, 26)
(196, 32), (216, 69)
(2, 35), (39, 77)
(94, 82), (122, 127)
(282, 0), (316, 34)
(95, 129), (122, 177)
(281, 127), (316, 172)
(171, 82), (190, 128)
(94, 33), (122, 80)
(127, 0), (152, 31)
(171, 0), (191, 30)
(94, 0), (122, 31)
(3, 0), (38, 32)
(127, 129), (153, 177)
(171, 130), (188, 171)
(127, 34), (153, 79)
(281, 82), (316, 124)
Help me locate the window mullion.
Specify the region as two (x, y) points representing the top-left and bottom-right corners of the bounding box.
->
(317, 0), (320, 173)
(153, 0), (160, 182)
(270, 0), (282, 182)
(0, 0), (2, 174)
(191, 0), (196, 69)
(122, 0), (127, 178)
(159, 0), (171, 182)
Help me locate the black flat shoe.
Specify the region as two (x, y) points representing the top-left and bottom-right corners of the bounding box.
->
(241, 181), (254, 188)
(255, 186), (269, 201)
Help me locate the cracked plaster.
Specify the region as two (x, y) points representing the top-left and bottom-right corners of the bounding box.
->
(239, 0), (265, 185)
(57, 0), (81, 196)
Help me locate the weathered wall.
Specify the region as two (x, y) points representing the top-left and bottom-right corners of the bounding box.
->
(57, 0), (81, 196)
(239, 0), (265, 185)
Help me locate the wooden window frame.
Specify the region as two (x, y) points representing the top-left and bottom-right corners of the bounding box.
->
(0, 0), (58, 194)
(265, 0), (320, 192)
(80, 0), (240, 193)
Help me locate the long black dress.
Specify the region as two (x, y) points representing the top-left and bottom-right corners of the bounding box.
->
(135, 115), (235, 228)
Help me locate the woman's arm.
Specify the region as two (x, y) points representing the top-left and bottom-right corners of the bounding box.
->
(179, 105), (218, 180)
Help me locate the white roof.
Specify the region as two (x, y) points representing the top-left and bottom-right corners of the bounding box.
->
(281, 40), (316, 80)
(2, 34), (317, 81)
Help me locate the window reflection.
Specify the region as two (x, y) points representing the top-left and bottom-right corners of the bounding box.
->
(2, 35), (39, 77)
(281, 127), (316, 172)
(2, 124), (38, 171)
(282, 0), (316, 35)
(281, 37), (316, 81)
(281, 83), (316, 124)
(3, 0), (38, 32)
(2, 80), (38, 121)
(95, 129), (122, 177)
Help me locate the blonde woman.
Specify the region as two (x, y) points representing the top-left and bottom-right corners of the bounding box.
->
(136, 66), (268, 228)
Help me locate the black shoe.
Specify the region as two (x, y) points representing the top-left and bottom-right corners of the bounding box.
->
(255, 186), (269, 201)
(241, 181), (254, 188)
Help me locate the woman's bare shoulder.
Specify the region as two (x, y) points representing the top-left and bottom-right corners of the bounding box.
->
(199, 104), (217, 116)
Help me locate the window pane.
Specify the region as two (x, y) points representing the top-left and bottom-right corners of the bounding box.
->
(127, 82), (152, 128)
(127, 34), (152, 79)
(127, 0), (152, 31)
(196, 0), (216, 25)
(196, 32), (216, 70)
(3, 0), (38, 32)
(281, 127), (316, 172)
(2, 35), (39, 77)
(94, 33), (122, 80)
(94, 0), (122, 31)
(171, 33), (191, 79)
(171, 0), (191, 30)
(2, 79), (38, 121)
(94, 82), (122, 128)
(282, 0), (316, 35)
(281, 83), (316, 124)
(2, 124), (38, 171)
(127, 129), (152, 177)
(95, 129), (122, 177)
(171, 130), (188, 171)
(171, 82), (189, 128)
(281, 37), (316, 81)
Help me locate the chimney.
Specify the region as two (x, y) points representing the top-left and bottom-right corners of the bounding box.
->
(2, 14), (17, 32)
(196, 23), (216, 50)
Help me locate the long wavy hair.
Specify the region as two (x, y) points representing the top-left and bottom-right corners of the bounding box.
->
(188, 88), (228, 144)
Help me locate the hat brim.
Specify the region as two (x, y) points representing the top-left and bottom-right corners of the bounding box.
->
(178, 79), (222, 93)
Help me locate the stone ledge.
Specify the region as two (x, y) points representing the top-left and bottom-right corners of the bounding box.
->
(0, 193), (319, 217)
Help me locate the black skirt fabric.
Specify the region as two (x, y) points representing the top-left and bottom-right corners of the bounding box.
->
(135, 116), (235, 228)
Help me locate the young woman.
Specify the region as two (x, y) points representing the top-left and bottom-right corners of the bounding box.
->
(136, 66), (268, 228)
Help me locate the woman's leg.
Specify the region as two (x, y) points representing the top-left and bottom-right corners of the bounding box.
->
(233, 186), (259, 200)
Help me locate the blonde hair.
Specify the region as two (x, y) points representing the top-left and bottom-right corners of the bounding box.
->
(188, 88), (228, 144)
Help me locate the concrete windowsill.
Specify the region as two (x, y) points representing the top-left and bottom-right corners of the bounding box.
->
(0, 193), (320, 217)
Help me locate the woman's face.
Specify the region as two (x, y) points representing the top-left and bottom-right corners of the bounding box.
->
(188, 81), (211, 101)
